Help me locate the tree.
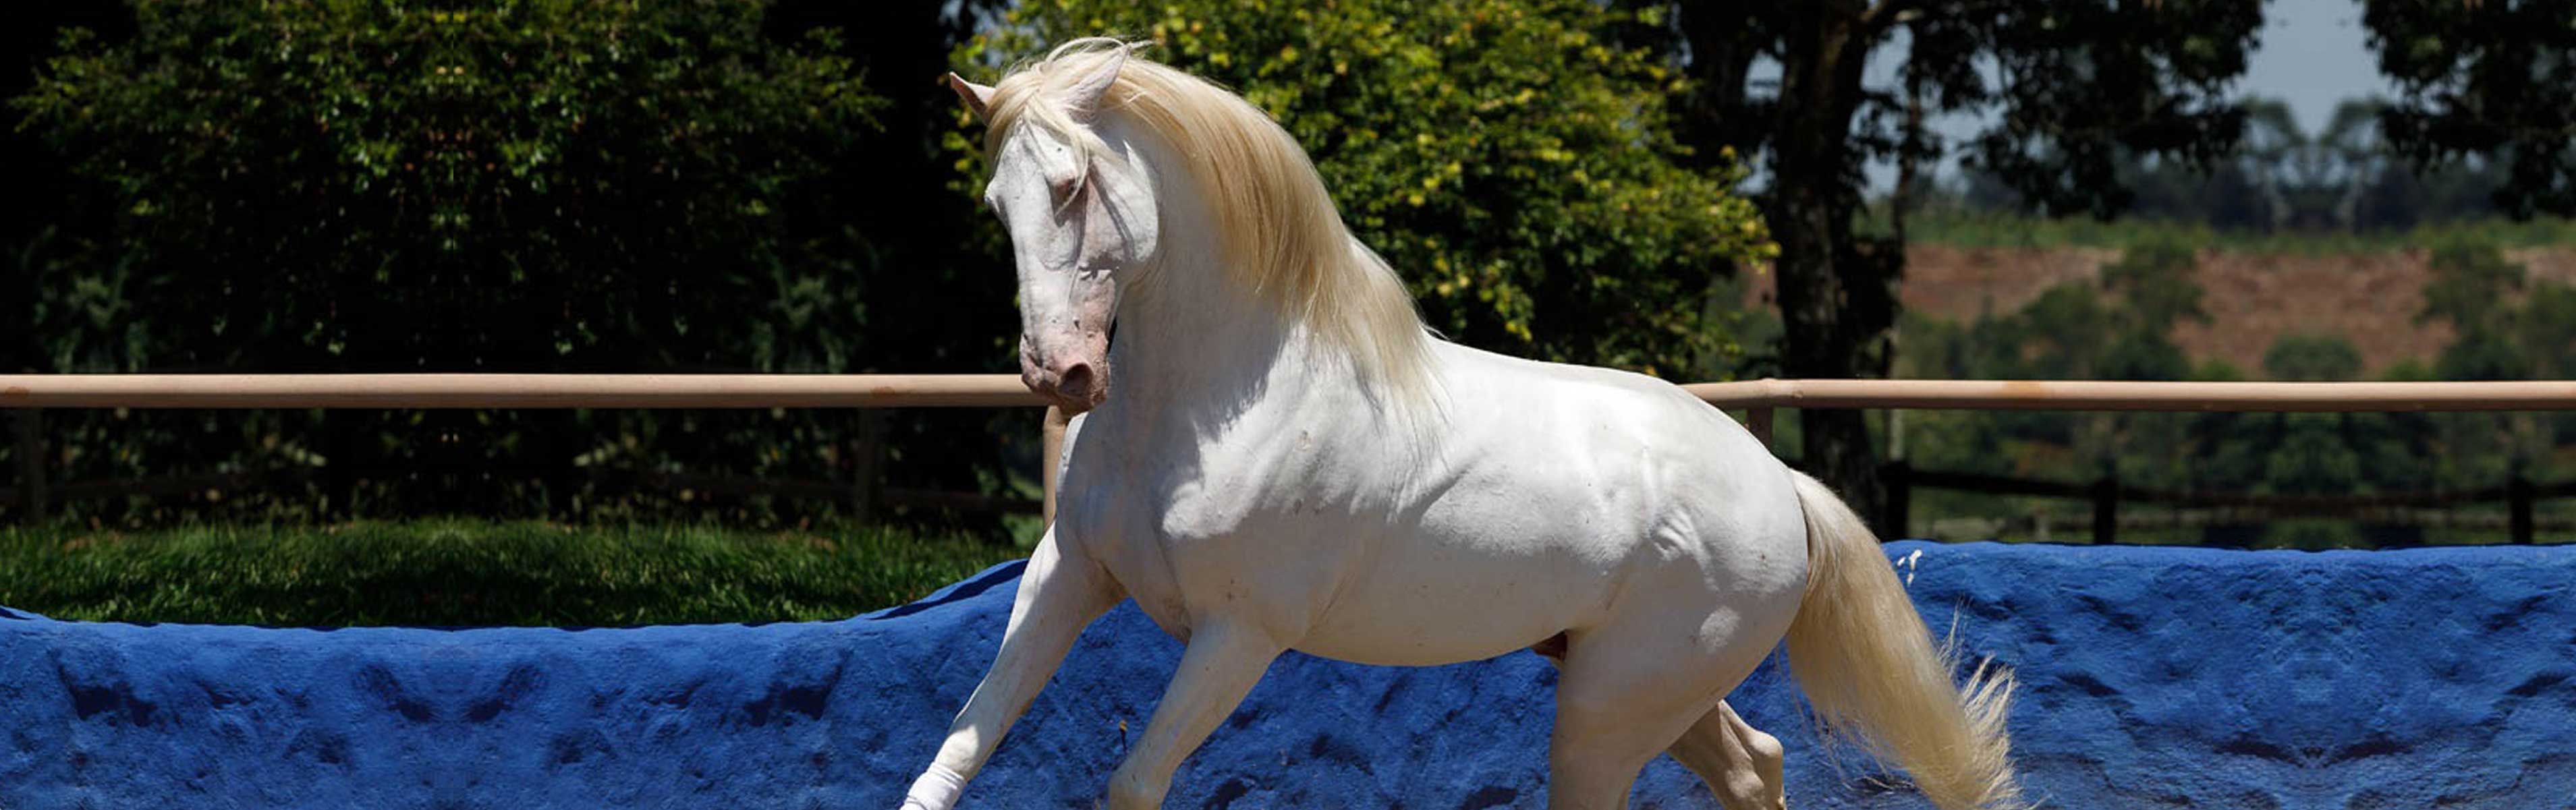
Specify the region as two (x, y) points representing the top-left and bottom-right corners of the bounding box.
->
(2365, 0), (2576, 219)
(2417, 237), (2529, 382)
(2, 6), (137, 378)
(756, 0), (1035, 534)
(1632, 0), (2261, 526)
(11, 1), (903, 523)
(18, 1), (885, 373)
(2263, 335), (2364, 382)
(955, 0), (1776, 380)
(1942, 93), (2511, 233)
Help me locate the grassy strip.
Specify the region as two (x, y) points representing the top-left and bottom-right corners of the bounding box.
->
(0, 519), (1022, 627)
(1895, 211), (2576, 254)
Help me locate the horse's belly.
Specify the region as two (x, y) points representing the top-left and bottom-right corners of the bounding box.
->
(1291, 532), (1625, 667)
(1084, 505), (1619, 666)
(1294, 604), (1577, 668)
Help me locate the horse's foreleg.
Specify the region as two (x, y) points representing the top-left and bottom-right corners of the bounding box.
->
(1667, 701), (1787, 810)
(901, 531), (1121, 810)
(1105, 620), (1284, 810)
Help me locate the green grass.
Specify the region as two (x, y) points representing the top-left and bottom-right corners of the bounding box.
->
(0, 519), (1022, 627)
(1894, 210), (2576, 254)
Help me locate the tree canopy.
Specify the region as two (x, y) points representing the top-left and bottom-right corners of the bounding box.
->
(13, 0), (880, 374)
(1940, 94), (2516, 234)
(7, 1), (1006, 526)
(2365, 0), (2576, 219)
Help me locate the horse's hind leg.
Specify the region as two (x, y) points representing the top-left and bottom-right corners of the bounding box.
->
(901, 531), (1122, 810)
(1667, 701), (1787, 810)
(1532, 635), (1785, 810)
(1546, 625), (1769, 810)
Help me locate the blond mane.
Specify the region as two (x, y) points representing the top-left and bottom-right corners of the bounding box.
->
(983, 38), (1438, 415)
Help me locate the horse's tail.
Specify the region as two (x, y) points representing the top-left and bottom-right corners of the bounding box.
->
(1783, 470), (2026, 810)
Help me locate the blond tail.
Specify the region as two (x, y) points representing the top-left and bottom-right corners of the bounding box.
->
(1783, 471), (2027, 810)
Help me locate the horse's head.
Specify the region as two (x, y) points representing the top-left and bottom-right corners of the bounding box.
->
(948, 44), (1160, 415)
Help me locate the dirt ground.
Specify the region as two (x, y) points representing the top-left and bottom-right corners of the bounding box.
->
(1743, 244), (2576, 376)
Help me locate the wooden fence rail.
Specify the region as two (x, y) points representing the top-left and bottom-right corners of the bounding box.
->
(0, 374), (1055, 525)
(10, 375), (2576, 535)
(1888, 463), (2576, 544)
(11, 374), (2576, 411)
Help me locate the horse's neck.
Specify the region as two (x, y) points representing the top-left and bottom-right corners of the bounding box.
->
(1108, 252), (1328, 426)
(1104, 165), (1339, 431)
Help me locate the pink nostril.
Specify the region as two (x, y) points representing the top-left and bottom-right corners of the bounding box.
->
(1057, 362), (1095, 397)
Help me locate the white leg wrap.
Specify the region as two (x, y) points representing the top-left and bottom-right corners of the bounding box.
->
(900, 763), (969, 810)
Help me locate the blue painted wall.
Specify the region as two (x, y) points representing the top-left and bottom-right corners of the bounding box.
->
(3, 542), (2571, 809)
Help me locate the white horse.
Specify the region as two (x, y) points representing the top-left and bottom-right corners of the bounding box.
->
(903, 39), (2022, 810)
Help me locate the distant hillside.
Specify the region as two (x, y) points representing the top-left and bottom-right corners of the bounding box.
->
(1745, 244), (2576, 376)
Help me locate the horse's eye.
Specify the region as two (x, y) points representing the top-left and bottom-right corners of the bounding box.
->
(1050, 175), (1081, 201)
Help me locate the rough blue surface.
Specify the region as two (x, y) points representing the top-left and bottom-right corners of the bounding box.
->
(3, 542), (2572, 809)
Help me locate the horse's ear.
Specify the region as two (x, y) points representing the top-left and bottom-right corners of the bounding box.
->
(1063, 45), (1131, 119)
(945, 72), (995, 121)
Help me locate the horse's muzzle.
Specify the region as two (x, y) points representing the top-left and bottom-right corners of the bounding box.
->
(1021, 350), (1107, 415)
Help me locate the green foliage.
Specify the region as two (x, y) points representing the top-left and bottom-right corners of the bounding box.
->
(2009, 286), (2113, 379)
(2092, 239), (2207, 382)
(2405, 242), (2573, 494)
(2521, 283), (2576, 379)
(2419, 237), (2531, 382)
(1898, 243), (2214, 532)
(2100, 240), (2208, 334)
(1901, 209), (2576, 252)
(1906, 241), (2206, 384)
(0, 519), (1017, 627)
(5, 1), (1032, 528)
(2260, 414), (2365, 496)
(14, 0), (882, 372)
(2418, 238), (2528, 330)
(2264, 335), (2364, 382)
(1941, 95), (2518, 233)
(2365, 0), (2576, 218)
(1923, 1), (2265, 221)
(955, 0), (1774, 378)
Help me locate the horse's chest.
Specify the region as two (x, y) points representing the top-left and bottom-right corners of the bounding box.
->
(1057, 440), (1362, 639)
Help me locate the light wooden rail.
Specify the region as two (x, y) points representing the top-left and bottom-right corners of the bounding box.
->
(7, 374), (2573, 412)
(1683, 378), (2576, 413)
(0, 374), (1044, 409)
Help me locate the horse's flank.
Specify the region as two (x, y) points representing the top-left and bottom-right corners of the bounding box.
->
(984, 38), (1439, 419)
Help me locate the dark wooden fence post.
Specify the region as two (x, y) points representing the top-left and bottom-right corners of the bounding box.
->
(849, 409), (887, 524)
(2091, 473), (2118, 544)
(13, 409), (42, 524)
(2510, 475), (2536, 544)
(1881, 459), (1911, 540)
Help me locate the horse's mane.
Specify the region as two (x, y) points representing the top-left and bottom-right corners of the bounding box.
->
(985, 38), (1438, 416)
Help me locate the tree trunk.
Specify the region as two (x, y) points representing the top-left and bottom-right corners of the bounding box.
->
(1768, 3), (1901, 533)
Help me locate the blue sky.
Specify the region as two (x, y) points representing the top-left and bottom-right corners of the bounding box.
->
(2243, 0), (2395, 135)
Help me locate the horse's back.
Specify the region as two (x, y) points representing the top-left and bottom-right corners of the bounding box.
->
(1424, 341), (1795, 520)
(1281, 343), (1809, 665)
